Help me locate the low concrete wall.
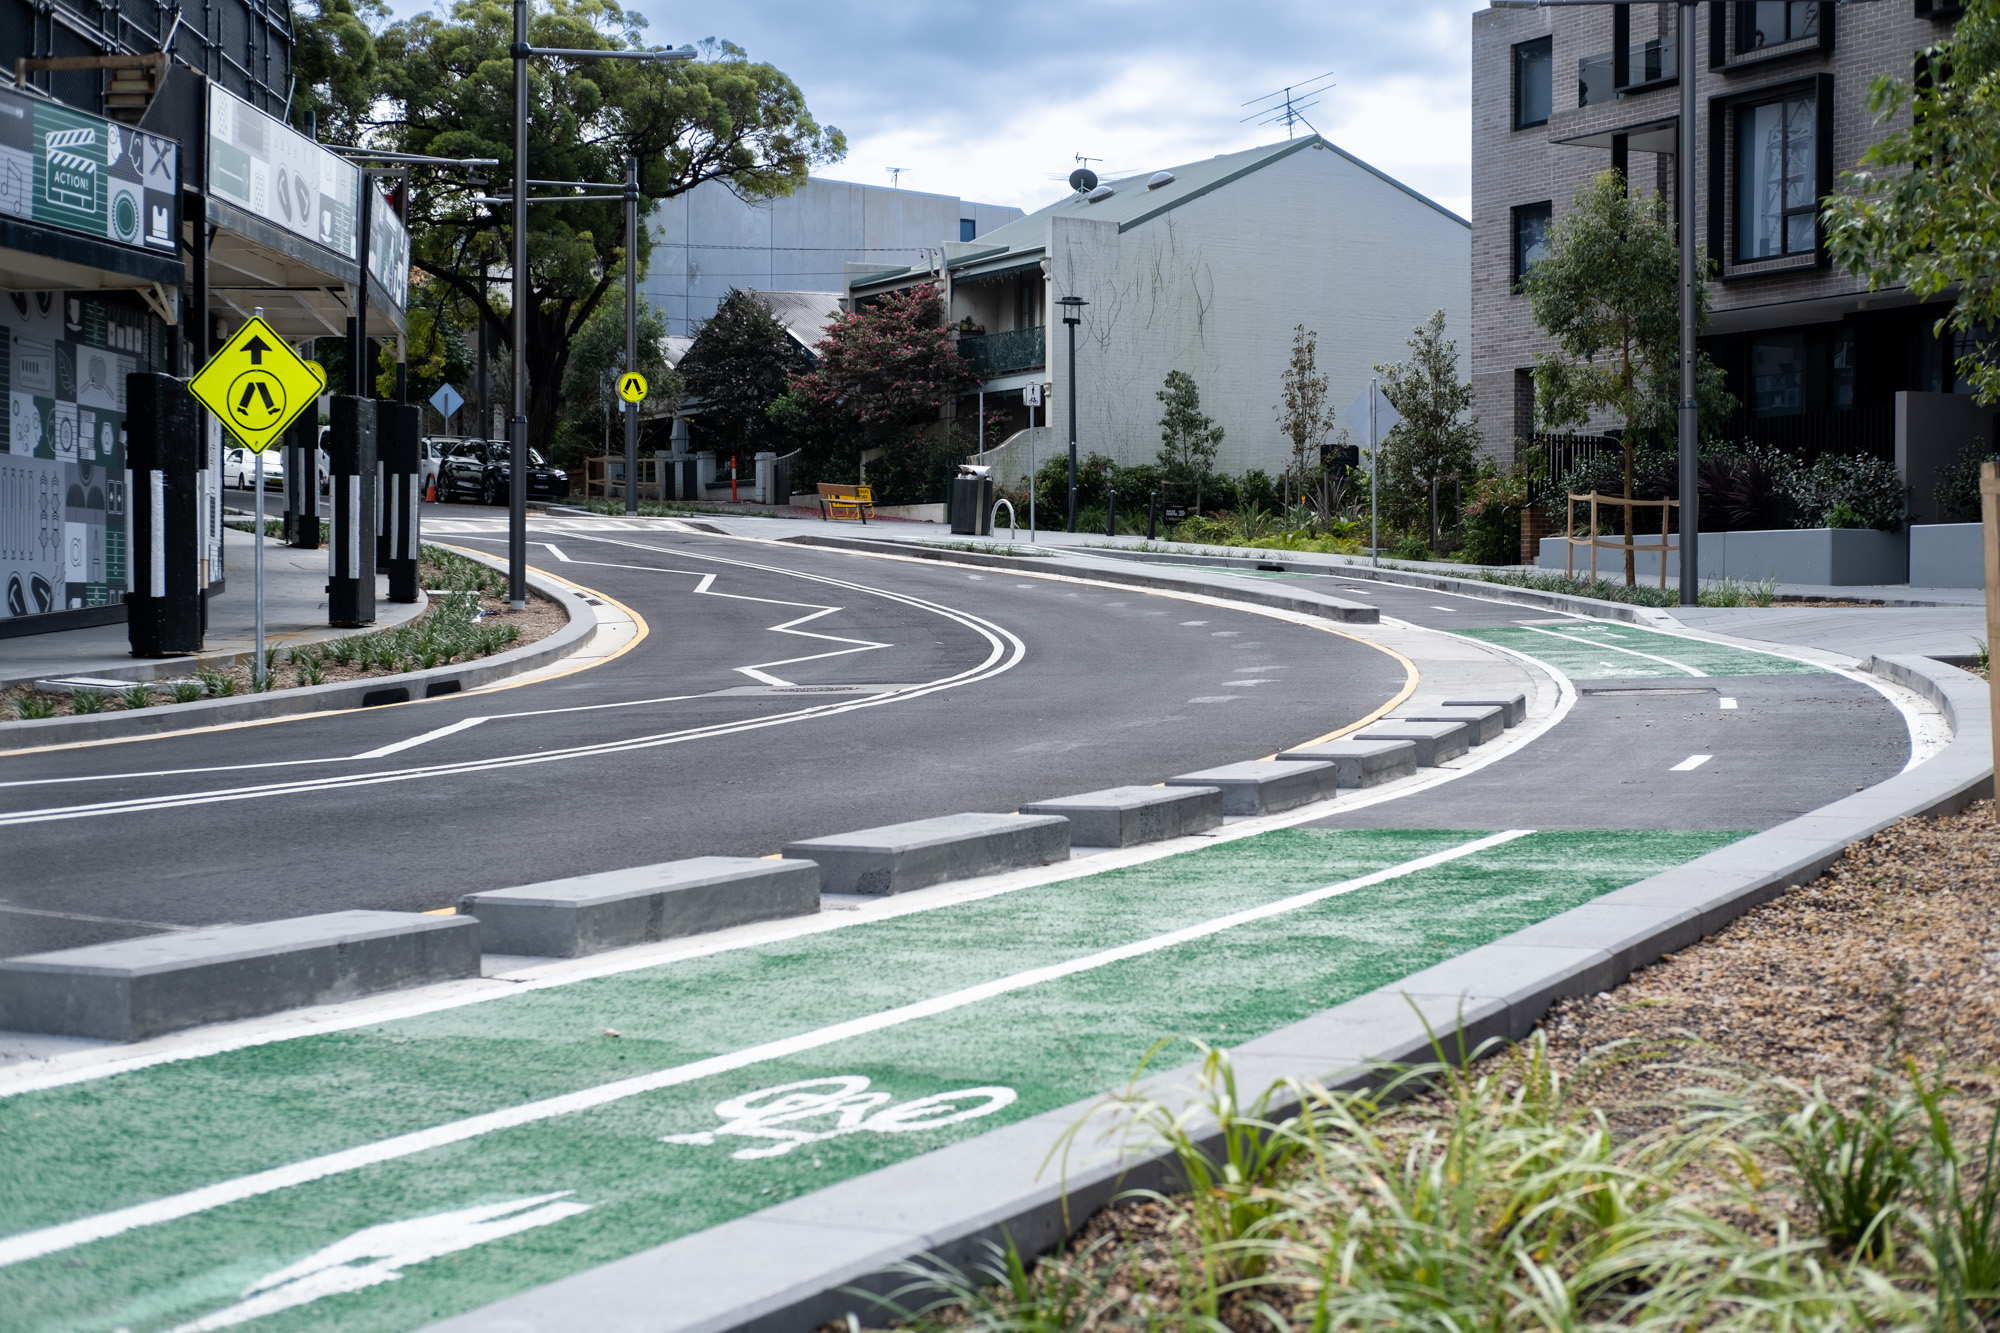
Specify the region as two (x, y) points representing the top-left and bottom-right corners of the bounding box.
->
(1910, 522), (1983, 588)
(1539, 526), (1909, 586)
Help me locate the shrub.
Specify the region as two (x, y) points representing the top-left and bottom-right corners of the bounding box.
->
(1934, 439), (1999, 522)
(69, 688), (107, 714)
(14, 694), (57, 719)
(1791, 452), (1906, 532)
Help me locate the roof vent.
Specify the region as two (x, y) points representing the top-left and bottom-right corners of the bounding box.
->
(1086, 184), (1115, 202)
(1147, 171), (1176, 190)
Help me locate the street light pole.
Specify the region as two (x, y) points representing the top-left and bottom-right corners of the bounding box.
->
(1058, 294), (1087, 532)
(1676, 0), (1698, 604)
(509, 0), (530, 609)
(624, 153), (639, 517)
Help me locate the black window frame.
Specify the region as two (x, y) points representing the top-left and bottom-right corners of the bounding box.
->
(1914, 0), (1965, 20)
(1512, 200), (1554, 289)
(1709, 74), (1834, 279)
(1708, 2), (1835, 71)
(1513, 36), (1553, 129)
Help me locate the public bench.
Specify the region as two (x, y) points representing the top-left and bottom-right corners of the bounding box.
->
(817, 482), (873, 523)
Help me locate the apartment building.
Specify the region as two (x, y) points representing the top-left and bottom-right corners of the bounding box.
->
(1472, 1), (1990, 519)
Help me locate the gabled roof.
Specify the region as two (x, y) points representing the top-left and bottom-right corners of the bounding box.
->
(749, 289), (845, 353)
(852, 136), (1467, 293)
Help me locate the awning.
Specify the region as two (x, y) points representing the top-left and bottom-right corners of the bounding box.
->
(204, 195), (404, 342)
(950, 258), (1042, 287)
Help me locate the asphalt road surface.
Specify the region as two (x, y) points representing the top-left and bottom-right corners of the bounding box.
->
(0, 525), (1409, 954)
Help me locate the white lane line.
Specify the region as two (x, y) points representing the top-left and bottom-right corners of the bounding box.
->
(0, 830), (1532, 1271)
(1670, 754), (1713, 771)
(1720, 697), (1738, 710)
(1431, 606), (1456, 613)
(540, 543), (571, 562)
(1511, 624), (1706, 677)
(350, 718), (487, 760)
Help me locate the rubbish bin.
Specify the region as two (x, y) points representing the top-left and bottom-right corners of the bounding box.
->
(951, 464), (994, 536)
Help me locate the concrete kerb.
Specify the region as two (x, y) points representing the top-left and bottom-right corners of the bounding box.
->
(776, 532), (1380, 625)
(0, 561), (597, 750)
(422, 654), (1995, 1333)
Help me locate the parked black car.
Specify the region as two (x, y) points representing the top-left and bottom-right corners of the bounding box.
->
(434, 439), (571, 504)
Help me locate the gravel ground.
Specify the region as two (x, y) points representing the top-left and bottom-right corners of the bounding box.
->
(863, 802), (2000, 1329)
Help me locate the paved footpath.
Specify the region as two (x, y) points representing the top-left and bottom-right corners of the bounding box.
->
(0, 526), (1924, 1333)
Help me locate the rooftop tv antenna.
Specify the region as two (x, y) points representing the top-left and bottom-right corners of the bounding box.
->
(887, 166), (910, 188)
(1241, 71), (1336, 138)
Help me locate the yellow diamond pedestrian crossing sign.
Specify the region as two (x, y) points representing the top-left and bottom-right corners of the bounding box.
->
(618, 372), (648, 404)
(189, 316), (327, 453)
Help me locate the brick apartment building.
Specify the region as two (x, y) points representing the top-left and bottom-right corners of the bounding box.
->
(1472, 1), (1992, 522)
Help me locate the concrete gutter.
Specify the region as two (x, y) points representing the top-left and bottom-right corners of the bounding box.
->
(780, 533), (1380, 624)
(0, 567), (597, 751)
(423, 652), (1991, 1333)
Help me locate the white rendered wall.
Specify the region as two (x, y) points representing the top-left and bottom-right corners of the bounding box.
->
(1043, 143), (1470, 479)
(644, 177), (1021, 337)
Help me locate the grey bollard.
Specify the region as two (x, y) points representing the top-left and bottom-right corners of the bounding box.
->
(125, 372), (203, 657)
(326, 395), (377, 626)
(376, 402), (421, 603)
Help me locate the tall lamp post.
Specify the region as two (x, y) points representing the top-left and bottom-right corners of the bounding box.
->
(1495, 0), (1878, 605)
(507, 0), (692, 606)
(1057, 294), (1087, 532)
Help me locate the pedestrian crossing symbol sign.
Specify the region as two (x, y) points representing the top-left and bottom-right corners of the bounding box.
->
(618, 372), (648, 404)
(189, 315), (327, 453)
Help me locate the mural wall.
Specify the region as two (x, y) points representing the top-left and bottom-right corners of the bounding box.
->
(0, 290), (164, 625)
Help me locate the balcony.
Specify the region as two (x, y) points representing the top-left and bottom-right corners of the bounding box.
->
(958, 325), (1046, 379)
(1577, 34), (1677, 108)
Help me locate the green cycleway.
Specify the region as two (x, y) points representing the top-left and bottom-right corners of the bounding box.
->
(1455, 623), (1824, 680)
(0, 827), (1744, 1333)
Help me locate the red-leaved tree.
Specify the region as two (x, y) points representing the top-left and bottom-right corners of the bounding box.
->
(782, 283), (982, 502)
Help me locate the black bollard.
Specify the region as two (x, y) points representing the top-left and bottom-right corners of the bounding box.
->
(1105, 487), (1116, 538)
(377, 402), (421, 603)
(281, 414), (320, 548)
(326, 395), (377, 626)
(1147, 490), (1159, 541)
(125, 373), (203, 656)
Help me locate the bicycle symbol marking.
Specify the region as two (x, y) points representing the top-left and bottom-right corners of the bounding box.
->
(659, 1076), (1018, 1160)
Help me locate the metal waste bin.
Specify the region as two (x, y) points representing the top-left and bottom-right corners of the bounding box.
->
(951, 464), (994, 536)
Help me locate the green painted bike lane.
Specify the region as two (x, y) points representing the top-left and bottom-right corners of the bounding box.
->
(0, 828), (1744, 1333)
(1455, 623), (1823, 680)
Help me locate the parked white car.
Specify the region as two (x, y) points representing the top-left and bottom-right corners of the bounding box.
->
(224, 447), (286, 490)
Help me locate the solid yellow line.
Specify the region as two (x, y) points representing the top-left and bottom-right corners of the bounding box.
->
(0, 558), (645, 758)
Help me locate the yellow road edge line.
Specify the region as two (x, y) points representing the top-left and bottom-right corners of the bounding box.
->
(0, 554), (643, 759)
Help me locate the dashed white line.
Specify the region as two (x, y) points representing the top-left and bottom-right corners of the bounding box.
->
(540, 543), (571, 563)
(351, 718), (488, 760)
(1720, 697), (1738, 710)
(1670, 754), (1714, 772)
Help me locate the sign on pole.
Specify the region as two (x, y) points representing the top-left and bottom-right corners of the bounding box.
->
(189, 314), (325, 689)
(618, 372), (649, 405)
(1344, 383), (1398, 566)
(429, 383), (464, 428)
(189, 316), (328, 454)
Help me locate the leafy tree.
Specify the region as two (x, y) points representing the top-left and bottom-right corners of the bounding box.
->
(556, 300), (683, 465)
(1275, 325), (1335, 485)
(1524, 172), (1733, 582)
(784, 283), (982, 502)
(289, 0), (384, 143)
(1156, 370), (1223, 510)
(362, 3), (843, 454)
(678, 290), (806, 459)
(1376, 310), (1479, 550)
(1825, 0), (2000, 403)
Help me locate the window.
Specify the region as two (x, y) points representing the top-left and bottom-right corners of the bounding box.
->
(1513, 202), (1553, 287)
(959, 218), (977, 242)
(1750, 334), (1806, 415)
(1737, 2), (1819, 49)
(1736, 94), (1818, 260)
(1514, 37), (1552, 129)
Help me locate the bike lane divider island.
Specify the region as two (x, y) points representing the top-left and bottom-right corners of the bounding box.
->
(0, 529), (1941, 1333)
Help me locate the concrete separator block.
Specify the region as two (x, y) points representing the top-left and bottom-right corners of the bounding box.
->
(1274, 738), (1418, 787)
(0, 911), (479, 1042)
(1019, 786), (1222, 847)
(1163, 760), (1339, 815)
(1443, 693), (1528, 726)
(1387, 705), (1505, 745)
(1351, 718), (1472, 766)
(1383, 943), (1619, 1041)
(783, 813), (1070, 895)
(459, 857), (820, 958)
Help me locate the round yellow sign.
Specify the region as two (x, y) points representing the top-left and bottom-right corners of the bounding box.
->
(618, 372), (648, 404)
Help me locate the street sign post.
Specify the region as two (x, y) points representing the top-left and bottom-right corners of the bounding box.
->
(189, 313), (327, 688)
(428, 383), (464, 432)
(1344, 382), (1399, 567)
(618, 372), (647, 404)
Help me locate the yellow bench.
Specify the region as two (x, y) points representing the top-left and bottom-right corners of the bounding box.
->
(817, 482), (874, 523)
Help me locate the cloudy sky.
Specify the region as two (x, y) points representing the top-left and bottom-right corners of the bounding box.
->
(386, 0), (1484, 219)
